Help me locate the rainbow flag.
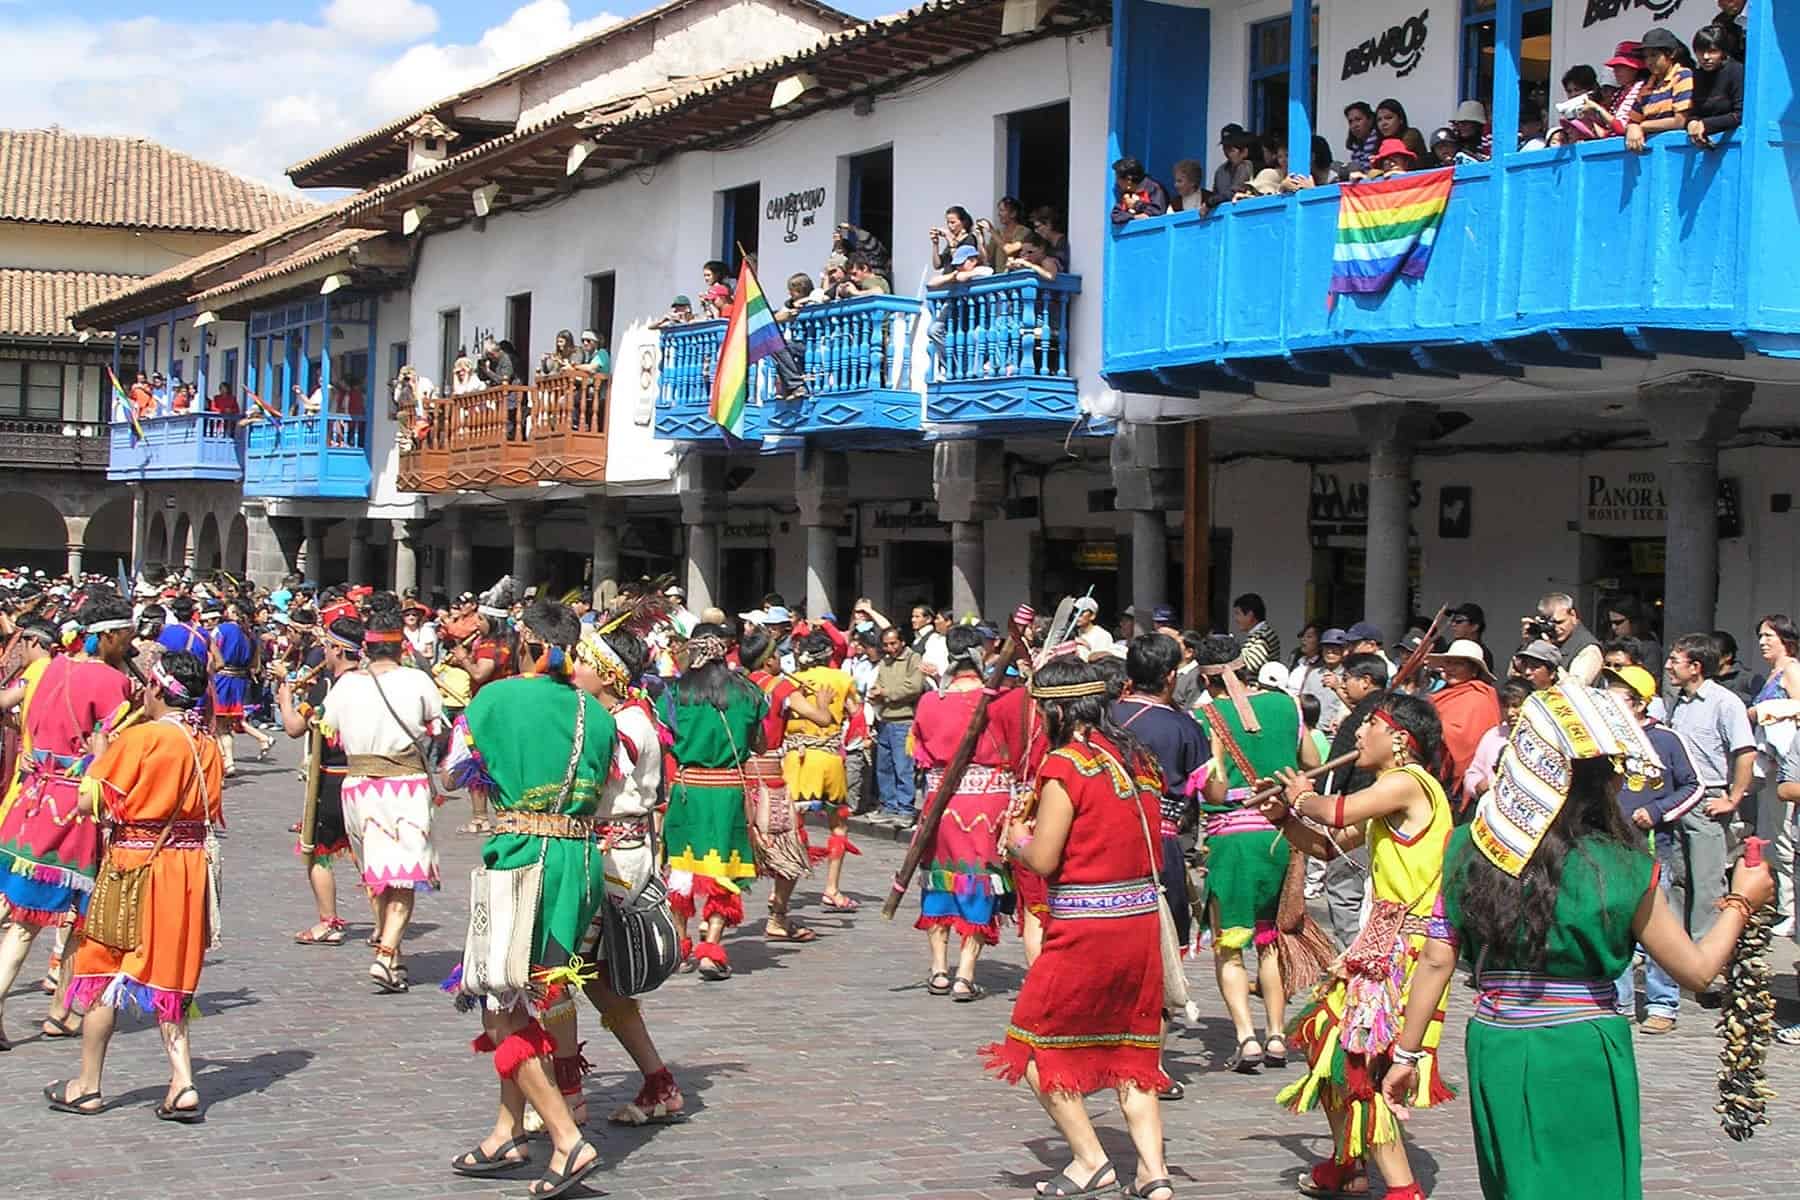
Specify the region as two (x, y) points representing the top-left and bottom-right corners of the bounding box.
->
(245, 389), (283, 424)
(709, 258), (787, 437)
(1328, 168), (1454, 309)
(106, 365), (143, 441)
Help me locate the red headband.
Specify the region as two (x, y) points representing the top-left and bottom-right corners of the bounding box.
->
(362, 629), (405, 645)
(1371, 706), (1421, 757)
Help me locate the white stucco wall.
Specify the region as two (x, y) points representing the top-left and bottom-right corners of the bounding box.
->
(0, 223), (233, 277)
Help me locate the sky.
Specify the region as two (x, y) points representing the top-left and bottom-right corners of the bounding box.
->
(2, 0), (899, 193)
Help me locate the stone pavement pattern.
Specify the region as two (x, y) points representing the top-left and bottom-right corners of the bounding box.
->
(1, 739), (1798, 1200)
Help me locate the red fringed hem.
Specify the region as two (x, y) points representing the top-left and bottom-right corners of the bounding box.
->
(669, 874), (745, 928)
(914, 912), (1000, 946)
(692, 941), (729, 967)
(471, 1020), (558, 1080)
(668, 888), (694, 922)
(979, 1039), (1171, 1096)
(810, 832), (860, 862)
(7, 904), (70, 929)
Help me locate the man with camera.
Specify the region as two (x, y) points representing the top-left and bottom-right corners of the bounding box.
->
(1519, 591), (1603, 685)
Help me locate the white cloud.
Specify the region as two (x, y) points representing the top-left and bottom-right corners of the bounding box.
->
(323, 0), (441, 44)
(0, 2), (622, 194)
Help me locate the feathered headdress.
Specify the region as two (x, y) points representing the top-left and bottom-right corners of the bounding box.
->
(598, 577), (671, 636)
(477, 575), (518, 619)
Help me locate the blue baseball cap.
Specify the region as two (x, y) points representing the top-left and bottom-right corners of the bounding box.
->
(1320, 627), (1351, 646)
(951, 245), (980, 266)
(1345, 621), (1384, 644)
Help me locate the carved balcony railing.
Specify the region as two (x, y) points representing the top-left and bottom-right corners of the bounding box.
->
(108, 413), (243, 482)
(924, 271), (1081, 432)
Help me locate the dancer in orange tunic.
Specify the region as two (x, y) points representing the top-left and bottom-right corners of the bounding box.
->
(48, 651), (222, 1121)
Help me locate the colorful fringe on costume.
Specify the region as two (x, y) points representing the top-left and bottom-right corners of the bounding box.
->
(1277, 985), (1455, 1162)
(67, 973), (201, 1024)
(806, 824), (860, 865)
(446, 717), (496, 804)
(0, 853), (93, 926)
(980, 1030), (1170, 1097)
(472, 1019), (558, 1080)
(667, 873), (745, 928)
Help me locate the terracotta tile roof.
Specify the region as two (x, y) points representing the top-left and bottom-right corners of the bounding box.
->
(0, 268), (139, 339)
(0, 127), (315, 234)
(286, 0), (858, 187)
(191, 229), (389, 303)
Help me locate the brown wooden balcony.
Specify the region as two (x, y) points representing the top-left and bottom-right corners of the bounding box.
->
(398, 372), (609, 494)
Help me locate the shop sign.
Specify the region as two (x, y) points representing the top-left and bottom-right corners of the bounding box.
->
(723, 521), (774, 540)
(1073, 542), (1119, 570)
(1341, 8), (1432, 81)
(765, 187), (827, 244)
(1308, 468), (1421, 539)
(872, 509), (942, 532)
(1557, 0), (1692, 93)
(1579, 468), (1740, 538)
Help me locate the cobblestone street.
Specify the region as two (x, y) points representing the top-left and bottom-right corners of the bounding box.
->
(1, 740), (1797, 1200)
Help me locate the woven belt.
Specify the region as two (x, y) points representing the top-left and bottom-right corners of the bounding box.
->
(1046, 877), (1159, 919)
(492, 811), (595, 839)
(1472, 972), (1619, 1029)
(675, 765), (744, 788)
(924, 763), (1014, 795)
(113, 820), (208, 851)
(217, 667), (250, 678)
(1205, 807), (1277, 837)
(1159, 818), (1182, 840)
(596, 816), (650, 849)
(781, 733), (841, 754)
(346, 753), (427, 778)
(1400, 912), (1453, 941)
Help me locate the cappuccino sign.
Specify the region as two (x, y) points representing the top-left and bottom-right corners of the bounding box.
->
(1341, 8), (1432, 80)
(766, 187), (827, 244)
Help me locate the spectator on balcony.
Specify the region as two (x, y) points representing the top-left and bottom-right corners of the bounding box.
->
(575, 331), (610, 375)
(929, 244), (993, 288)
(1594, 42), (1653, 137)
(649, 295), (696, 329)
(1110, 155), (1169, 225)
(1377, 98), (1418, 148)
(1518, 99), (1550, 151)
(1629, 28), (1695, 152)
(833, 223), (890, 277)
(540, 329), (579, 376)
(843, 254), (891, 296)
(293, 382), (323, 418)
(1005, 231), (1061, 282)
(1367, 137), (1420, 178)
(1029, 205), (1072, 273)
(929, 205), (980, 269)
(1344, 101), (1381, 176)
(450, 355), (483, 395)
(129, 372), (156, 419)
(1171, 158), (1207, 213)
(1448, 99), (1492, 160)
(991, 196), (1030, 258)
(700, 260), (734, 320)
(477, 337), (516, 388)
(208, 381), (239, 417)
(1280, 135), (1337, 192)
(1429, 126), (1459, 165)
(1714, 0), (1747, 61)
(1552, 64), (1618, 144)
(171, 383), (194, 414)
(1689, 25), (1744, 146)
(1211, 125), (1257, 199)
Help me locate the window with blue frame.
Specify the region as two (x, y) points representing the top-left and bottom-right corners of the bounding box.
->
(1249, 9), (1318, 137)
(390, 342), (408, 384)
(1461, 0), (1553, 113)
(718, 183), (760, 272)
(222, 348), (239, 394)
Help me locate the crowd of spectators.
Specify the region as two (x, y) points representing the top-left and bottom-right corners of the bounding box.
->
(1112, 12), (1748, 225)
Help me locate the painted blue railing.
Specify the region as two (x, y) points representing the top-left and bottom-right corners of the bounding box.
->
(926, 271), (1081, 430)
(243, 413), (371, 499)
(655, 296), (926, 447)
(1103, 132), (1777, 389)
(107, 413), (244, 482)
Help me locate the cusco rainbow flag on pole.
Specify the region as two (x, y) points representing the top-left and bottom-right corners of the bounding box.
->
(1327, 167), (1454, 309)
(106, 365), (143, 441)
(709, 257), (786, 438)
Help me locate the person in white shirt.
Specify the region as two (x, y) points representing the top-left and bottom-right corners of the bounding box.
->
(911, 605), (950, 684)
(1071, 598), (1114, 658)
(402, 602), (438, 667)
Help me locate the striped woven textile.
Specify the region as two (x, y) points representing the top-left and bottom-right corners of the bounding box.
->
(1046, 877), (1159, 920)
(1471, 971), (1619, 1029)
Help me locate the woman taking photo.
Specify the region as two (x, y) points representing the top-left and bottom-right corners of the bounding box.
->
(49, 651), (222, 1121)
(1385, 684), (1775, 1200)
(983, 655), (1174, 1200)
(928, 205), (981, 271)
(1260, 692), (1453, 1200)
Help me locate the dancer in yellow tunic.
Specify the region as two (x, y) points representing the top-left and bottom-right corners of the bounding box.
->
(783, 631), (861, 910)
(1257, 692), (1455, 1200)
(0, 620), (58, 823)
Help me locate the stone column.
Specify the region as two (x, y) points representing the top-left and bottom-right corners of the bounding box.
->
(1353, 404), (1437, 645)
(795, 451), (849, 619)
(346, 519), (370, 586)
(679, 456), (727, 613)
(302, 517), (328, 586)
(585, 494), (623, 599)
(391, 520), (418, 596)
(506, 501), (540, 586)
(445, 508), (473, 598)
(1639, 375), (1752, 641)
(933, 439), (1005, 619)
(1111, 422), (1184, 628)
(63, 514), (89, 580)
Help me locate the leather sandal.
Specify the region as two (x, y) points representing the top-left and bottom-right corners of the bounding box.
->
(927, 970), (954, 996)
(154, 1084), (204, 1124)
(44, 1080), (104, 1115)
(370, 947), (409, 994)
(528, 1139), (601, 1199)
(1227, 1036), (1264, 1074)
(1127, 1180), (1175, 1199)
(40, 1013), (81, 1039)
(1263, 1033), (1289, 1068)
(451, 1134), (532, 1176)
(1033, 1160), (1118, 1197)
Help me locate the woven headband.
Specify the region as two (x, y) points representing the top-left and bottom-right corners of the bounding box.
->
(362, 629), (405, 645)
(1196, 657), (1262, 733)
(323, 627), (362, 654)
(1370, 706), (1421, 757)
(687, 633), (729, 669)
(151, 660), (195, 705)
(85, 618), (132, 634)
(573, 629), (631, 689)
(477, 604), (510, 619)
(1029, 678), (1110, 700)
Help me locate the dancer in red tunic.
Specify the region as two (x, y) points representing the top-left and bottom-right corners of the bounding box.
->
(982, 654), (1174, 1200)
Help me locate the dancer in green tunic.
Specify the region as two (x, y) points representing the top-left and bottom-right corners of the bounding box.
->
(1385, 684), (1774, 1200)
(443, 600), (616, 1198)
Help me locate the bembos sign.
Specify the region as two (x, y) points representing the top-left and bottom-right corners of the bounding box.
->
(1580, 0), (1685, 29)
(1553, 0), (1692, 101)
(1342, 8), (1432, 81)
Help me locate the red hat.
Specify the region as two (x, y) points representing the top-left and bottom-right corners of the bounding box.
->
(1605, 41), (1645, 70)
(320, 599), (357, 627)
(1375, 137), (1416, 163)
(346, 585), (374, 601)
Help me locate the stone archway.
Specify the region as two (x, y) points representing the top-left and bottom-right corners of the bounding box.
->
(195, 512), (222, 572)
(170, 512), (193, 570)
(83, 495), (134, 578)
(146, 510), (169, 571)
(0, 490), (69, 575)
(225, 512), (249, 576)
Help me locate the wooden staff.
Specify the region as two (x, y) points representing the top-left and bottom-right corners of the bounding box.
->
(881, 617), (1026, 920)
(1236, 750), (1361, 809)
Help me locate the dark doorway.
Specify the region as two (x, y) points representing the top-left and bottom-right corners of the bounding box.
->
(888, 540), (952, 613)
(1006, 102), (1071, 230)
(587, 273), (616, 359)
(506, 293), (533, 372)
(846, 147), (894, 257)
(836, 545), (861, 620)
(722, 547), (774, 615)
(719, 183), (761, 271)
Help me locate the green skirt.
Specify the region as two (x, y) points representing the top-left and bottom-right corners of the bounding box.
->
(1465, 1017), (1641, 1200)
(481, 831), (606, 967)
(664, 779), (757, 885)
(1200, 828), (1288, 949)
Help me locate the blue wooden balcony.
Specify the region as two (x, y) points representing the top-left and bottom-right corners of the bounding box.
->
(107, 413), (244, 482)
(655, 296), (925, 449)
(927, 272), (1081, 431)
(243, 414), (371, 499)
